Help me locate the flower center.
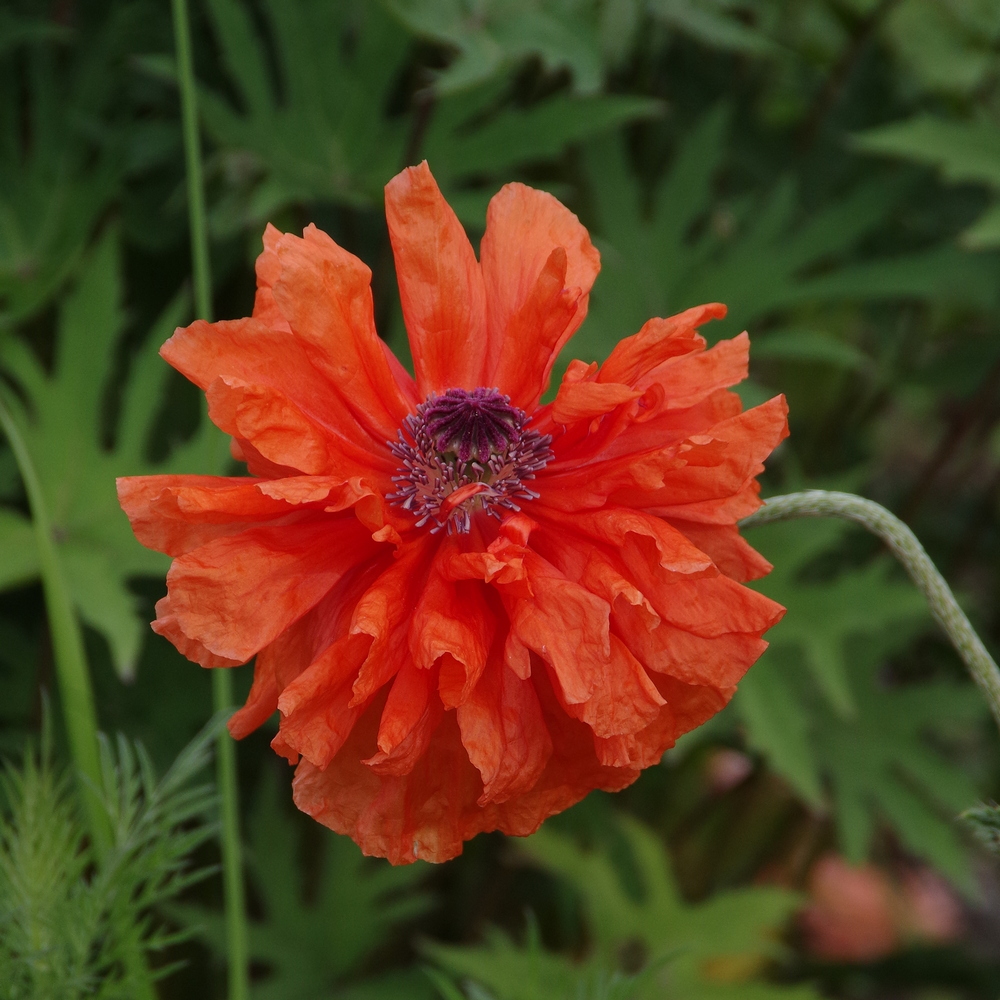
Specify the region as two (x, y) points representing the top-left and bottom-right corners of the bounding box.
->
(387, 387), (553, 534)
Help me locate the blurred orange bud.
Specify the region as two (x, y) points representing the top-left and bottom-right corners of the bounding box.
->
(801, 855), (898, 961)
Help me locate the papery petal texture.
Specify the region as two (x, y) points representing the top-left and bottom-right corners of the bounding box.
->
(118, 161), (787, 864)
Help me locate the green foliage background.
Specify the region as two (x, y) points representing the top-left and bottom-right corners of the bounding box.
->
(1, 0), (1000, 996)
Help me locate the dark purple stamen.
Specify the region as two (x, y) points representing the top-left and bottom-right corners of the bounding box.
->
(387, 387), (553, 534)
(423, 387), (520, 463)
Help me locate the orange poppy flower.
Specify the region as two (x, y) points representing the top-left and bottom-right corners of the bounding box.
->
(118, 162), (787, 864)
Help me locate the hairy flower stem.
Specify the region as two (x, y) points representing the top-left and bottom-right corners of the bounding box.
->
(171, 0), (249, 994)
(741, 490), (1000, 733)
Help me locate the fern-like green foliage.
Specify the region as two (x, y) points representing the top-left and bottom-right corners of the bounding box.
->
(574, 105), (999, 362)
(735, 517), (987, 889)
(0, 747), (99, 999)
(428, 817), (817, 1000)
(0, 230), (227, 678)
(0, 719), (219, 999)
(198, 0), (660, 233)
(174, 769), (435, 1000)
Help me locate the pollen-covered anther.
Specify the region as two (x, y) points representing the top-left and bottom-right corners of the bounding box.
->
(387, 387), (553, 534)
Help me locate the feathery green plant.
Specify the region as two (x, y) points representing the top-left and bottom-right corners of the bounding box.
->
(0, 718), (220, 999)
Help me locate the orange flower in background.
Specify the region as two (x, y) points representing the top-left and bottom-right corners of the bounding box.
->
(800, 854), (963, 961)
(118, 162), (788, 864)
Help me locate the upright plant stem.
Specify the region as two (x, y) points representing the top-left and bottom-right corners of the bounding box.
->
(741, 490), (1000, 733)
(0, 397), (109, 855)
(172, 0), (212, 325)
(170, 0), (249, 995)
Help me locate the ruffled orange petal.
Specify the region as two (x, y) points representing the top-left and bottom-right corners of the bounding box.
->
(538, 395), (789, 521)
(293, 707), (483, 864)
(552, 327), (748, 427)
(639, 396), (790, 521)
(349, 535), (438, 705)
(117, 475), (289, 556)
(665, 520), (773, 582)
(593, 673), (728, 768)
(366, 661), (444, 776)
(228, 583), (354, 739)
(161, 318), (395, 482)
(276, 632), (374, 766)
(561, 634), (665, 740)
(117, 474), (394, 558)
(597, 303), (727, 386)
(408, 542), (496, 709)
(289, 641), (736, 864)
(530, 512), (779, 694)
(480, 183), (600, 409)
(505, 552), (610, 706)
(155, 517), (378, 664)
(457, 654), (553, 805)
(150, 594), (244, 668)
(385, 163), (488, 395)
(613, 597), (768, 689)
(263, 224), (418, 443)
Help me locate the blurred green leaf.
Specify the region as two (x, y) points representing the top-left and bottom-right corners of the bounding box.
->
(0, 508), (36, 590)
(750, 330), (872, 371)
(389, 0), (606, 94)
(200, 0), (659, 234)
(175, 767), (434, 1000)
(736, 517), (987, 889)
(649, 0), (778, 55)
(815, 647), (984, 890)
(0, 7), (141, 329)
(880, 0), (1000, 97)
(428, 927), (606, 1000)
(575, 106), (999, 365)
(855, 116), (1000, 188)
(735, 651), (823, 808)
(0, 9), (70, 56)
(201, 0), (410, 232)
(430, 817), (817, 999)
(961, 802), (1000, 855)
(0, 230), (227, 678)
(424, 92), (662, 189)
(745, 518), (928, 716)
(854, 115), (1000, 248)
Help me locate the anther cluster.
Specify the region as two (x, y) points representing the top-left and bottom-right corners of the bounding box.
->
(388, 387), (553, 533)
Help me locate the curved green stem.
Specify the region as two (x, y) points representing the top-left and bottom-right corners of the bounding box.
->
(170, 0), (249, 995)
(741, 490), (1000, 733)
(0, 395), (109, 854)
